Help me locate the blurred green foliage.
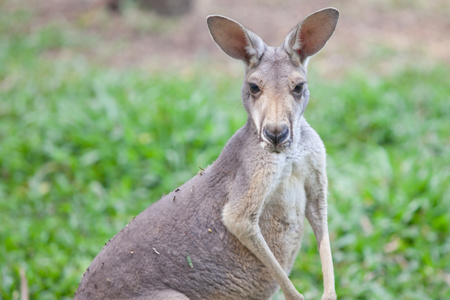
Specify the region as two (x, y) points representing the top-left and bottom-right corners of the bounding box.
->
(0, 3), (449, 300)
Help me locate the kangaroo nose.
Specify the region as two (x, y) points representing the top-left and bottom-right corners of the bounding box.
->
(263, 124), (289, 145)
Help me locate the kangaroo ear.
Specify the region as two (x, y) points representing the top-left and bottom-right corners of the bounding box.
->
(207, 15), (266, 66)
(284, 8), (339, 64)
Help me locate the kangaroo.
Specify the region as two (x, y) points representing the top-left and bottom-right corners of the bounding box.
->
(75, 7), (339, 300)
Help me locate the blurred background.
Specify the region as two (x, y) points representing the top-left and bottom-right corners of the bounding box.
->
(0, 0), (449, 299)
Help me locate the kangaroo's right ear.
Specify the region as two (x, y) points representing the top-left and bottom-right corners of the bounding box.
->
(207, 15), (266, 67)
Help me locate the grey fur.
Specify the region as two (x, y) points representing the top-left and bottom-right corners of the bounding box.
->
(75, 7), (339, 300)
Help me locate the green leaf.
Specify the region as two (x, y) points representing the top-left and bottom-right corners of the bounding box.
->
(186, 254), (193, 269)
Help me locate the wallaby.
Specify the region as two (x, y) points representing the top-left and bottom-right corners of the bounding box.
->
(75, 7), (339, 300)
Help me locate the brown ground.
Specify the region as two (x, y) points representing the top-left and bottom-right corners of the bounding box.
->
(6, 0), (450, 75)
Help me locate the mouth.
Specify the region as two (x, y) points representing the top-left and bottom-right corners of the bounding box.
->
(261, 138), (292, 153)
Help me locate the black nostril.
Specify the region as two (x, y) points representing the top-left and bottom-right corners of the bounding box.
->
(264, 127), (277, 144)
(277, 126), (289, 144)
(263, 126), (289, 145)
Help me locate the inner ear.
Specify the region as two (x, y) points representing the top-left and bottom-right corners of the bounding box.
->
(207, 15), (266, 65)
(285, 8), (339, 62)
(207, 16), (250, 60)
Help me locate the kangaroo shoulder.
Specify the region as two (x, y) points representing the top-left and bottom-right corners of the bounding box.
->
(299, 118), (325, 155)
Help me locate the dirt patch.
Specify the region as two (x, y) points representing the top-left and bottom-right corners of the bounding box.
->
(8, 0), (450, 74)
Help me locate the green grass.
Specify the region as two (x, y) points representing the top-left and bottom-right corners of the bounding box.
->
(1, 3), (449, 300)
(292, 66), (450, 299)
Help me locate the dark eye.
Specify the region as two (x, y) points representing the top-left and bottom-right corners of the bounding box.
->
(249, 83), (260, 94)
(293, 83), (304, 94)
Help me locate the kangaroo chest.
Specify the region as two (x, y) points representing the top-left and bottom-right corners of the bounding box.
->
(259, 157), (307, 270)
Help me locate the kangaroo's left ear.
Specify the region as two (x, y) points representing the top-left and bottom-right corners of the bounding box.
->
(284, 8), (339, 64)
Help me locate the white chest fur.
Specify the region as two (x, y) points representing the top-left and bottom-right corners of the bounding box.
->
(259, 153), (308, 271)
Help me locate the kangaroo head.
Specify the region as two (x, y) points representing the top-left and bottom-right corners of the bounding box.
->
(207, 8), (339, 152)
